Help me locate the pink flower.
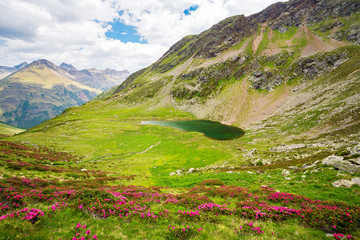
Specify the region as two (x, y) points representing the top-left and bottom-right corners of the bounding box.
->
(82, 225), (86, 228)
(93, 235), (98, 239)
(76, 223), (82, 228)
(333, 225), (336, 229)
(239, 226), (242, 229)
(86, 230), (91, 235)
(198, 228), (202, 232)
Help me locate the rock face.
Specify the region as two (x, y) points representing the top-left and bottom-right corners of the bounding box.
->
(292, 52), (349, 80)
(322, 155), (360, 174)
(0, 59), (129, 129)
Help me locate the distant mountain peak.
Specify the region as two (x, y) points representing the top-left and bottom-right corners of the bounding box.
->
(13, 62), (28, 70)
(29, 59), (58, 70)
(60, 63), (77, 71)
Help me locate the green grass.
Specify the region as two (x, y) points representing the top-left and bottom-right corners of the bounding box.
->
(256, 27), (269, 55)
(0, 122), (24, 137)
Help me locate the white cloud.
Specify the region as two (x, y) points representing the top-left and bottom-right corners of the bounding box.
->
(0, 0), (282, 72)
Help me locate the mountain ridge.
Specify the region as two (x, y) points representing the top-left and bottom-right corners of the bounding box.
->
(0, 59), (130, 128)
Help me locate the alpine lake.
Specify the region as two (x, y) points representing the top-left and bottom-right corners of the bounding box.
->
(141, 120), (245, 140)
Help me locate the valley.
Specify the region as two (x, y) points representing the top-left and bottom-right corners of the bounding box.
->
(0, 0), (360, 239)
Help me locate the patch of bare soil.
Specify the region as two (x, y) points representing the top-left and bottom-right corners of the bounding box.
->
(252, 25), (266, 54)
(263, 29), (283, 56)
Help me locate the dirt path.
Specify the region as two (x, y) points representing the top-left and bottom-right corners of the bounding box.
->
(252, 25), (266, 54)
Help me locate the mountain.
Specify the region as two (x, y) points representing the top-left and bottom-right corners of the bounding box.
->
(0, 62), (28, 79)
(59, 63), (130, 91)
(0, 59), (129, 129)
(3, 1), (360, 238)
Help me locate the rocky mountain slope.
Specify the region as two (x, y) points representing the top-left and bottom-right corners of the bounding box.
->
(0, 59), (129, 129)
(111, 0), (360, 136)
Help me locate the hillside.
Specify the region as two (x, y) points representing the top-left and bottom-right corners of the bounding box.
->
(1, 0), (360, 239)
(0, 121), (24, 138)
(0, 59), (129, 129)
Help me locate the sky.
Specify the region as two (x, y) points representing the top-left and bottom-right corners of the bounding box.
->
(0, 0), (283, 72)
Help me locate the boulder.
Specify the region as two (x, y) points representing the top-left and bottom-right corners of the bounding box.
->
(332, 179), (354, 188)
(351, 177), (360, 186)
(322, 155), (360, 173)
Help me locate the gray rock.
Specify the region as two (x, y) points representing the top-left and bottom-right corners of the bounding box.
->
(351, 177), (360, 185)
(288, 166), (299, 170)
(322, 155), (360, 173)
(278, 26), (288, 33)
(349, 144), (360, 155)
(332, 179), (354, 188)
(188, 168), (195, 173)
(282, 169), (290, 177)
(244, 148), (257, 157)
(270, 144), (306, 152)
(303, 160), (320, 169)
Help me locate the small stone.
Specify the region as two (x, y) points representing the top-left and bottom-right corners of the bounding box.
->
(282, 169), (290, 177)
(288, 166), (298, 170)
(80, 169), (87, 171)
(188, 168), (195, 173)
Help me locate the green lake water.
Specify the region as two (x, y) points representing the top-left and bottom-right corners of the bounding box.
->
(141, 120), (245, 140)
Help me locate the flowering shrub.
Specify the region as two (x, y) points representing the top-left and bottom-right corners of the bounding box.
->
(0, 207), (44, 224)
(235, 221), (265, 235)
(166, 224), (200, 240)
(71, 223), (98, 240)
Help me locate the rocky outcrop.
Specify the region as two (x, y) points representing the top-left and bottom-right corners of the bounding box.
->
(249, 70), (284, 91)
(332, 177), (360, 188)
(322, 155), (360, 173)
(291, 51), (349, 80)
(332, 179), (354, 188)
(270, 144), (306, 152)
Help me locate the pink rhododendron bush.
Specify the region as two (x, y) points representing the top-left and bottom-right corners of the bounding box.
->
(0, 177), (359, 239)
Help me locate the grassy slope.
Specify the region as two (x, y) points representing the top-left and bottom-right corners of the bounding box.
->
(0, 122), (24, 137)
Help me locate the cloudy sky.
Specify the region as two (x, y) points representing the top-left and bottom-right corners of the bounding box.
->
(0, 0), (282, 72)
